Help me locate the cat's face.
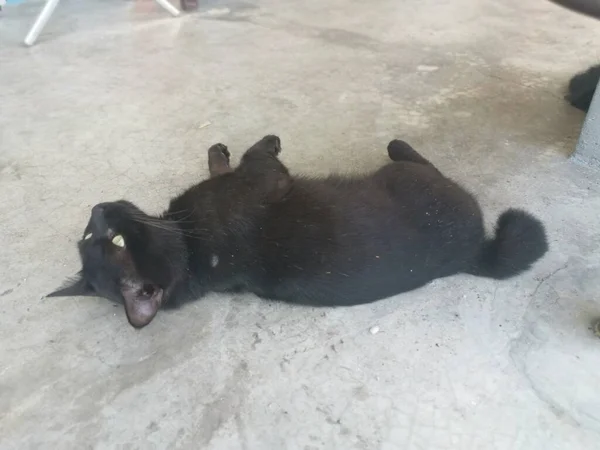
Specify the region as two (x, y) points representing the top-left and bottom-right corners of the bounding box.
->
(49, 201), (187, 328)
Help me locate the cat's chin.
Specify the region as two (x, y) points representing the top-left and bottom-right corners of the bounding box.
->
(120, 281), (163, 329)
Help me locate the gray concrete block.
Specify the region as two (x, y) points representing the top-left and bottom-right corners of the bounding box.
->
(572, 78), (600, 167)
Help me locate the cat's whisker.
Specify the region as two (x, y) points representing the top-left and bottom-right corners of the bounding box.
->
(130, 216), (208, 240)
(132, 209), (198, 225)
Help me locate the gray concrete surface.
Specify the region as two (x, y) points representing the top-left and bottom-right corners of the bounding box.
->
(1, 0), (600, 449)
(573, 80), (600, 167)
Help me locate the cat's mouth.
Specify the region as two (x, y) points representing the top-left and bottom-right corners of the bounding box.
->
(120, 280), (163, 328)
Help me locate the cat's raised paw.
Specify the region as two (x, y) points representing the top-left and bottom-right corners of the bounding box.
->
(261, 135), (281, 155)
(208, 143), (230, 163)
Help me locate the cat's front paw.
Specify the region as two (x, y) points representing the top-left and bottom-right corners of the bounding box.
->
(208, 143), (230, 163)
(261, 135), (281, 155)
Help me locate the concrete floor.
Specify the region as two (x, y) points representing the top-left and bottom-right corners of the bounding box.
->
(1, 0), (600, 448)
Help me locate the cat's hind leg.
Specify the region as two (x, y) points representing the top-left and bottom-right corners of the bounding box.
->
(208, 143), (233, 177)
(387, 139), (435, 166)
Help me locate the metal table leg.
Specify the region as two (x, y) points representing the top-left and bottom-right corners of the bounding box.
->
(154, 0), (180, 16)
(23, 0), (180, 46)
(24, 0), (60, 46)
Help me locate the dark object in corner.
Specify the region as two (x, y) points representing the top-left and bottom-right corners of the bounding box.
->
(547, 2), (600, 111)
(548, 0), (600, 19)
(180, 0), (198, 11)
(566, 64), (600, 112)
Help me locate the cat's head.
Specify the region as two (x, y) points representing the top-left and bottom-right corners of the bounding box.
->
(48, 201), (188, 328)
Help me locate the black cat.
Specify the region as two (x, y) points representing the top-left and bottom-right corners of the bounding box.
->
(49, 136), (548, 328)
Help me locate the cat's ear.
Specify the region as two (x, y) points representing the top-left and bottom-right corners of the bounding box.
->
(47, 273), (94, 298)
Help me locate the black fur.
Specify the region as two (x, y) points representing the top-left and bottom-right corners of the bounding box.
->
(49, 136), (548, 328)
(566, 64), (600, 112)
(547, 2), (600, 112)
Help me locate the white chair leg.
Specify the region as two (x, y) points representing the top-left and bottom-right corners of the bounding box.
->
(24, 0), (61, 46)
(154, 0), (180, 17)
(24, 0), (179, 47)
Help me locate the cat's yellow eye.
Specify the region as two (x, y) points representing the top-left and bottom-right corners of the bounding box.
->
(112, 234), (125, 248)
(84, 233), (92, 240)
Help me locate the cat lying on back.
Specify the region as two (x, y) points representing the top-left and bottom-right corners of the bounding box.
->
(49, 136), (548, 328)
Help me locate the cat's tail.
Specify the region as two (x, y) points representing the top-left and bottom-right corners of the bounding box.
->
(470, 209), (548, 280)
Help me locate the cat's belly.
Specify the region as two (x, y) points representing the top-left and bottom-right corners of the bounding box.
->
(251, 263), (440, 306)
(252, 233), (474, 307)
(253, 168), (484, 306)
